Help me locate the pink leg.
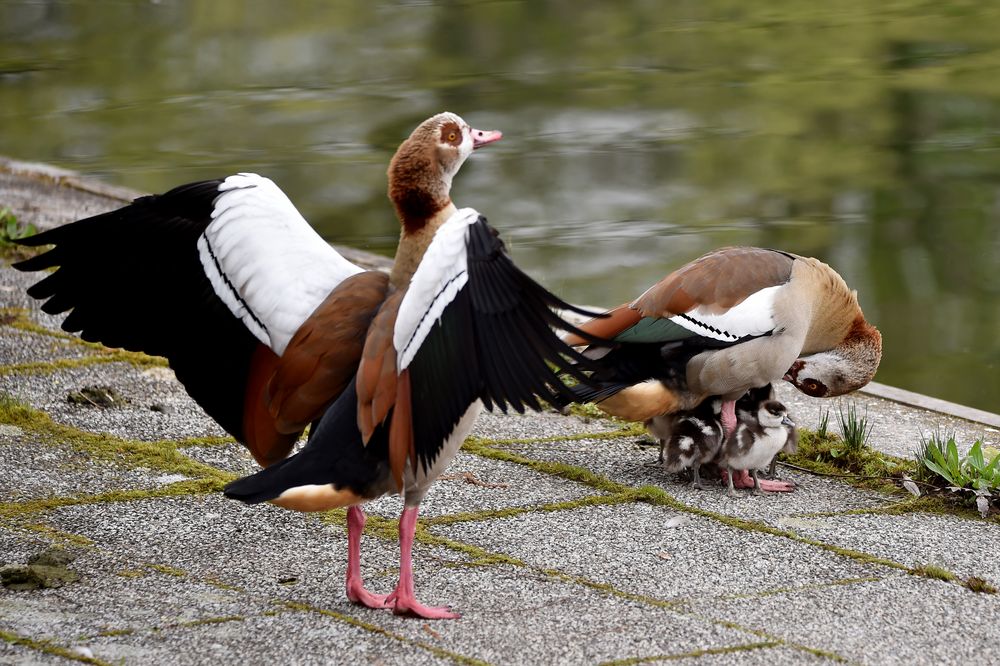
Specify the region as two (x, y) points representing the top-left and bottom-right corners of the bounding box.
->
(720, 399), (737, 438)
(721, 469), (796, 492)
(384, 506), (460, 619)
(719, 400), (794, 493)
(345, 506), (389, 609)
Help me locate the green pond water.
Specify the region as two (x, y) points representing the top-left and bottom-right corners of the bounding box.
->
(2, 1), (999, 417)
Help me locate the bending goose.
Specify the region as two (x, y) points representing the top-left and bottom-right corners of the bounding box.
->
(15, 112), (598, 619)
(564, 246), (881, 489)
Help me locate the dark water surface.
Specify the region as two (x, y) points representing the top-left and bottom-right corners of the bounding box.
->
(2, 1), (999, 414)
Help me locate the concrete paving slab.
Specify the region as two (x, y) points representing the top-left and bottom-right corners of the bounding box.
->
(508, 436), (897, 522)
(336, 563), (765, 665)
(776, 384), (1000, 459)
(0, 427), (183, 501)
(365, 451), (609, 520)
(0, 526), (51, 569)
(686, 575), (1000, 666)
(41, 495), (381, 595)
(178, 442), (258, 478)
(785, 511), (1000, 584)
(669, 646), (840, 665)
(1, 568), (270, 644)
(433, 503), (889, 603)
(0, 362), (228, 442)
(83, 611), (456, 666)
(0, 641), (67, 666)
(0, 328), (96, 366)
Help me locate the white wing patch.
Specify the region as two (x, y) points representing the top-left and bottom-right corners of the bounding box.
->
(197, 173), (364, 355)
(668, 284), (780, 342)
(394, 208), (481, 371)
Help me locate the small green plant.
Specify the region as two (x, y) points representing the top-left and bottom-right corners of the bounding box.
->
(0, 208), (35, 246)
(919, 433), (966, 487)
(816, 408), (830, 438)
(836, 402), (873, 453)
(919, 435), (1000, 489)
(918, 433), (999, 517)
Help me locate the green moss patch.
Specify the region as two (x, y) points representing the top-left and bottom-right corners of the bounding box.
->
(0, 629), (109, 665)
(1, 562), (78, 590)
(0, 393), (233, 487)
(0, 479), (225, 520)
(281, 601), (492, 666)
(598, 641), (781, 665)
(784, 429), (998, 521)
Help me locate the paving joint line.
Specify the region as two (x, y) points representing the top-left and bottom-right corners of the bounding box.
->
(596, 641), (784, 665)
(3, 517), (489, 666)
(0, 628), (109, 665)
(462, 436), (991, 594)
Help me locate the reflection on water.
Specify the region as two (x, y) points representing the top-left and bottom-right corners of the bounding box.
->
(1, 1), (999, 414)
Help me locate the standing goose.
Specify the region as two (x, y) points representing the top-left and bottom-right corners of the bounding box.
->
(564, 246), (881, 489)
(15, 112), (598, 619)
(736, 384), (799, 478)
(716, 400), (795, 496)
(652, 397), (723, 489)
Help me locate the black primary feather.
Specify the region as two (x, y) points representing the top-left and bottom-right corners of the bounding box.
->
(13, 179), (261, 441)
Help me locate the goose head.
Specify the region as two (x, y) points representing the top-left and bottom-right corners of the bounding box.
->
(784, 321), (882, 398)
(757, 400), (793, 429)
(387, 111), (502, 233)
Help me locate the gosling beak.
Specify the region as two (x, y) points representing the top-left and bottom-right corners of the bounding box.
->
(471, 128), (503, 149)
(782, 415), (795, 427)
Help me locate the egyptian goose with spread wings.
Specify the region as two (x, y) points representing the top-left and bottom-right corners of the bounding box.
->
(565, 246), (881, 487)
(15, 112), (598, 619)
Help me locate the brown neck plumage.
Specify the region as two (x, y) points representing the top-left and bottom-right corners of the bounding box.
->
(387, 132), (452, 235)
(388, 202), (458, 289)
(386, 137), (457, 289)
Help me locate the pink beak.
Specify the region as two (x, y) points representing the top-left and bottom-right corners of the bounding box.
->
(471, 128), (503, 149)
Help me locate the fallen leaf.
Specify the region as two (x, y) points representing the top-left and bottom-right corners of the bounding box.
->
(665, 516), (687, 529)
(977, 496), (990, 518)
(422, 624), (442, 639)
(657, 551), (671, 560)
(901, 475), (921, 497)
(439, 472), (509, 489)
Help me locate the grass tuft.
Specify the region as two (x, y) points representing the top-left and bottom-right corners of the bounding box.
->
(837, 402), (874, 452)
(817, 408), (830, 438)
(910, 564), (958, 583)
(965, 576), (998, 594)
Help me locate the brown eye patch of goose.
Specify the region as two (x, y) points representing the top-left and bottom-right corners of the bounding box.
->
(440, 122), (462, 146)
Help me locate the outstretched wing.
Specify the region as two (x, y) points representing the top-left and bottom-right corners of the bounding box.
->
(14, 174), (362, 461)
(358, 208), (602, 488)
(197, 174), (364, 355)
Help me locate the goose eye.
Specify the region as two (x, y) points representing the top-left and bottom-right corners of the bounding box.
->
(448, 132), (457, 142)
